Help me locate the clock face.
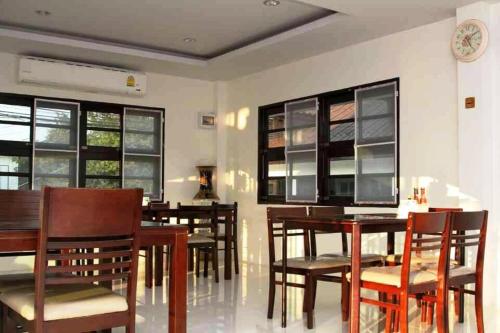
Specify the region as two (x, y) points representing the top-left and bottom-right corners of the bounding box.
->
(452, 19), (488, 62)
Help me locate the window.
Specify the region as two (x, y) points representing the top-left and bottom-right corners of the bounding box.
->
(123, 108), (163, 199)
(258, 79), (399, 206)
(0, 93), (164, 200)
(0, 96), (33, 190)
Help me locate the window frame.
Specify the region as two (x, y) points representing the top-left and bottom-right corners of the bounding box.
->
(0, 92), (165, 200)
(257, 78), (400, 207)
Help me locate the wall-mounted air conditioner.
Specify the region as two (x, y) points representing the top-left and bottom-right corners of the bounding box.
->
(18, 56), (147, 96)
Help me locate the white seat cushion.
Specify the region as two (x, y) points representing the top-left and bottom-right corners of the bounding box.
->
(0, 283), (128, 321)
(273, 256), (350, 270)
(385, 254), (459, 266)
(346, 264), (475, 288)
(346, 265), (438, 287)
(0, 256), (34, 275)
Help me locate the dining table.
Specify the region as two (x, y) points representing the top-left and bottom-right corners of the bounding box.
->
(279, 213), (407, 333)
(0, 219), (189, 333)
(145, 205), (235, 280)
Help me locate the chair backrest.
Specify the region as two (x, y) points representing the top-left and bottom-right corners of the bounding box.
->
(266, 207), (308, 265)
(177, 202), (218, 235)
(35, 187), (143, 324)
(0, 189), (40, 221)
(449, 211), (488, 275)
(400, 212), (451, 290)
(217, 202), (238, 222)
(308, 206), (346, 255)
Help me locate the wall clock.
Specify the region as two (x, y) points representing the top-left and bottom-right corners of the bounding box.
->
(451, 19), (489, 62)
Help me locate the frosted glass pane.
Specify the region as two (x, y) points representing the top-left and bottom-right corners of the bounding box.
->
(124, 108), (161, 154)
(285, 98), (317, 151)
(124, 155), (161, 199)
(286, 151), (316, 202)
(356, 144), (396, 203)
(33, 151), (77, 189)
(356, 84), (396, 145)
(330, 157), (355, 176)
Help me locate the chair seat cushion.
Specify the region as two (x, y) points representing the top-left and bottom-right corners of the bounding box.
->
(0, 283), (128, 321)
(385, 254), (459, 266)
(346, 264), (475, 288)
(321, 253), (385, 263)
(273, 256), (350, 270)
(188, 233), (216, 245)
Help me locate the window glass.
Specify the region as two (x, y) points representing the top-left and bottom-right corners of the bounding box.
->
(268, 132), (285, 148)
(0, 124), (30, 142)
(86, 179), (120, 188)
(35, 100), (78, 149)
(0, 104), (31, 123)
(123, 155), (161, 199)
(330, 102), (354, 121)
(268, 178), (285, 196)
(0, 176), (29, 190)
(86, 160), (120, 176)
(330, 123), (354, 142)
(268, 113), (284, 130)
(0, 156), (30, 173)
(87, 130), (120, 147)
(268, 161), (286, 177)
(87, 112), (120, 129)
(124, 109), (161, 154)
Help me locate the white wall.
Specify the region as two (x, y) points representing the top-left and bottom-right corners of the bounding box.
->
(0, 51), (217, 204)
(218, 17), (459, 266)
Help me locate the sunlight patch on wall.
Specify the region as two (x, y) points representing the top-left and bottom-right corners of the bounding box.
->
(167, 177), (184, 183)
(446, 184), (480, 210)
(225, 112), (235, 127)
(225, 170), (235, 190)
(237, 108), (250, 130)
(237, 170), (256, 193)
(187, 175), (198, 182)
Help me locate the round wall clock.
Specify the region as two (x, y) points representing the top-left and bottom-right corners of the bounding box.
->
(451, 19), (489, 62)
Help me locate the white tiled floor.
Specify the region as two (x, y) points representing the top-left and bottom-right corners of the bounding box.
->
(116, 259), (482, 333)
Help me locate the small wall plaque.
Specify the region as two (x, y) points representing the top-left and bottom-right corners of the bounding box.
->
(465, 97), (475, 109)
(198, 112), (216, 129)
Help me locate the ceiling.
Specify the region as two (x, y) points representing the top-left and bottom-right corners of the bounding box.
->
(0, 0), (492, 81)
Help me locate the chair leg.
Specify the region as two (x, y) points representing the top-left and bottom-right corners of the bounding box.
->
(312, 279), (318, 310)
(233, 223), (239, 275)
(126, 325), (135, 333)
(392, 295), (400, 333)
(341, 273), (349, 322)
(203, 250), (209, 277)
(267, 272), (276, 319)
(195, 248), (201, 278)
(145, 247), (153, 289)
(212, 245), (219, 283)
(475, 283), (485, 333)
(436, 289), (449, 333)
(399, 294), (409, 333)
(305, 274), (314, 329)
(384, 296), (393, 333)
(458, 287), (465, 323)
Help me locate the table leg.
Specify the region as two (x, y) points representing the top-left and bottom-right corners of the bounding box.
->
(169, 232), (188, 333)
(349, 224), (361, 333)
(155, 246), (164, 286)
(224, 216), (232, 280)
(281, 224), (288, 328)
(387, 231), (395, 255)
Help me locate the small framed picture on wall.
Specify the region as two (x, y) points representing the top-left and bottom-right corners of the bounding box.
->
(198, 112), (216, 129)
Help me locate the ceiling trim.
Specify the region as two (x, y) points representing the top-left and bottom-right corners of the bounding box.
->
(210, 13), (341, 63)
(0, 25), (208, 67)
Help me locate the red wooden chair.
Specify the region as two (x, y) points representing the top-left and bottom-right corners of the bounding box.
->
(418, 210), (488, 333)
(347, 212), (452, 333)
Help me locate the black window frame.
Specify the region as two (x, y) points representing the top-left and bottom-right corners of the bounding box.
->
(0, 92), (165, 200)
(257, 78), (400, 207)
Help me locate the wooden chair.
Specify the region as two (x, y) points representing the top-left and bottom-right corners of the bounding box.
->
(0, 187), (143, 333)
(267, 207), (352, 329)
(140, 201), (171, 288)
(347, 212), (452, 333)
(216, 202), (239, 275)
(177, 203), (219, 283)
(418, 210), (488, 333)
